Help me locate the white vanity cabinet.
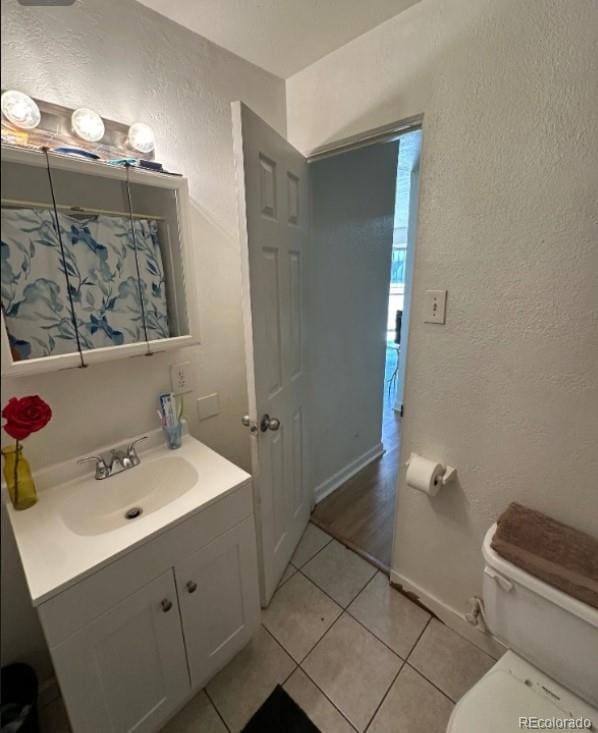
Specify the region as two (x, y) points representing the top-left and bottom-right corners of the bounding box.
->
(49, 570), (189, 732)
(176, 517), (259, 690)
(33, 478), (260, 733)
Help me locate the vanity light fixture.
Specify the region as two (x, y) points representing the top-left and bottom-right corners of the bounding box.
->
(127, 122), (155, 154)
(1, 90), (41, 130)
(71, 107), (105, 143)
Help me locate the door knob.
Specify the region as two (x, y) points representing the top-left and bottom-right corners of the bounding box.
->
(241, 415), (258, 434)
(186, 580), (198, 594)
(260, 414), (281, 432)
(160, 598), (173, 613)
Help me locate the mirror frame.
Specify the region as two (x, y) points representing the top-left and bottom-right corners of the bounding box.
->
(1, 145), (200, 377)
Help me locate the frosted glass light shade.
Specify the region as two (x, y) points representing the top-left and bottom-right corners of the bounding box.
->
(1, 90), (41, 130)
(128, 122), (155, 154)
(71, 107), (105, 142)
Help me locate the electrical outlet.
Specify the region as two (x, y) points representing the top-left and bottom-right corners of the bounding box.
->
(170, 361), (193, 395)
(424, 289), (447, 324)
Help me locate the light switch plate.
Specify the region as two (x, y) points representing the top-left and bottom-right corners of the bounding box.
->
(197, 393), (220, 421)
(170, 361), (193, 395)
(424, 289), (447, 324)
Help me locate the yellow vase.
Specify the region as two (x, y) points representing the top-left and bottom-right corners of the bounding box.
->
(2, 444), (37, 510)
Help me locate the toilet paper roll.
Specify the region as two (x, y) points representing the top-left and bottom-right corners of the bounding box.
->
(406, 453), (445, 496)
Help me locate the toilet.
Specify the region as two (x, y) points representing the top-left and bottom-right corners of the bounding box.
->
(447, 524), (598, 731)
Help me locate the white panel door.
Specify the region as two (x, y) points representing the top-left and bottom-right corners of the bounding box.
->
(175, 517), (261, 689)
(51, 570), (189, 733)
(232, 101), (310, 604)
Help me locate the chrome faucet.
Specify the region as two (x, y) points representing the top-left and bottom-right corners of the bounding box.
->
(78, 437), (149, 480)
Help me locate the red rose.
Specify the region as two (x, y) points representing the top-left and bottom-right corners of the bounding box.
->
(2, 396), (52, 441)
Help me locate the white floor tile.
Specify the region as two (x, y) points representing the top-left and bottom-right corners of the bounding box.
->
(262, 572), (342, 661)
(302, 540), (376, 607)
(161, 690), (227, 732)
(409, 618), (495, 701)
(368, 664), (453, 733)
(292, 523), (333, 568)
(348, 572), (430, 658)
(279, 562), (297, 587)
(284, 669), (356, 733)
(302, 614), (400, 731)
(206, 626), (296, 731)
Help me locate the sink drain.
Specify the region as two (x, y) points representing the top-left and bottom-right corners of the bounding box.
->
(125, 507), (143, 520)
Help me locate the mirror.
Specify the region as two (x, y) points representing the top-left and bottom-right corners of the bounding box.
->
(1, 147), (197, 375)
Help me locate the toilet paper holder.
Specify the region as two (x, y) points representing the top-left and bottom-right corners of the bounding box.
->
(437, 464), (457, 486)
(406, 453), (457, 496)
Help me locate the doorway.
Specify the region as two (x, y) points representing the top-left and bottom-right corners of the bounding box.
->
(311, 129), (422, 572)
(233, 101), (422, 602)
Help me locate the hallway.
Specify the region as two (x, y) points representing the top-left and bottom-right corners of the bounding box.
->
(311, 345), (401, 572)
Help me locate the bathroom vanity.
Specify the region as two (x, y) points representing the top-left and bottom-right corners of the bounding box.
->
(5, 430), (260, 732)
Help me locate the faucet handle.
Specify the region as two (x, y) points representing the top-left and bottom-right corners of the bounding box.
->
(78, 455), (109, 480)
(126, 436), (149, 465)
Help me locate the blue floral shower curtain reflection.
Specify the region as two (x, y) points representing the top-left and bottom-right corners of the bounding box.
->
(1, 207), (170, 361)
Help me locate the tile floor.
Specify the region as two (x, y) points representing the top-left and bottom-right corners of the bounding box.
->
(40, 523), (497, 733)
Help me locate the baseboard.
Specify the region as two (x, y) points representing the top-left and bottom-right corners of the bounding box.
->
(389, 569), (505, 660)
(313, 442), (384, 504)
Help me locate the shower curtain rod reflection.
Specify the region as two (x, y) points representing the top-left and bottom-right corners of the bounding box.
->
(0, 197), (166, 221)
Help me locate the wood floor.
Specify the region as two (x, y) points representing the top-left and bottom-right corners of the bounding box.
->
(311, 348), (401, 572)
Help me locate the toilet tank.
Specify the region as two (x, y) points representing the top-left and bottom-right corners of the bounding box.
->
(482, 524), (598, 707)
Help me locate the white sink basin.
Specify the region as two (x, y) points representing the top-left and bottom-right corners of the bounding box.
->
(7, 432), (253, 605)
(61, 455), (198, 536)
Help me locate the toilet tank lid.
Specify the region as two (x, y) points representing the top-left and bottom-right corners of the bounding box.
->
(482, 524), (598, 628)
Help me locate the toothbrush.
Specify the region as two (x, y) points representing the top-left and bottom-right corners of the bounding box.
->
(166, 393), (177, 427)
(159, 394), (171, 428)
(159, 393), (178, 429)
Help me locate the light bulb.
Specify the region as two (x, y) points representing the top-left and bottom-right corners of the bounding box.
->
(1, 90), (41, 130)
(127, 122), (155, 154)
(71, 107), (105, 143)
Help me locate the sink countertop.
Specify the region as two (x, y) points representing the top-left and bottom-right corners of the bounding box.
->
(6, 433), (251, 606)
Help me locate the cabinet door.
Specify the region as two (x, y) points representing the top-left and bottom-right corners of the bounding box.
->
(51, 570), (189, 733)
(176, 516), (260, 689)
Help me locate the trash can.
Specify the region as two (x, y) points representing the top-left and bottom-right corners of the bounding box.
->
(1, 663), (39, 733)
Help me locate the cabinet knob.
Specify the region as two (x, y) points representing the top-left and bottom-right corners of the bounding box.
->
(186, 580), (198, 594)
(160, 598), (173, 613)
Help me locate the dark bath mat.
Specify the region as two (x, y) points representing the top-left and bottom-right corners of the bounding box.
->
(242, 685), (320, 732)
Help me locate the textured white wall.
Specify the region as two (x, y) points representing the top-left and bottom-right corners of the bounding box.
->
(287, 0), (598, 618)
(1, 0), (285, 681)
(309, 143), (398, 494)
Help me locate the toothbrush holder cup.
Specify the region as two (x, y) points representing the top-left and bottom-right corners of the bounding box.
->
(163, 422), (183, 450)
